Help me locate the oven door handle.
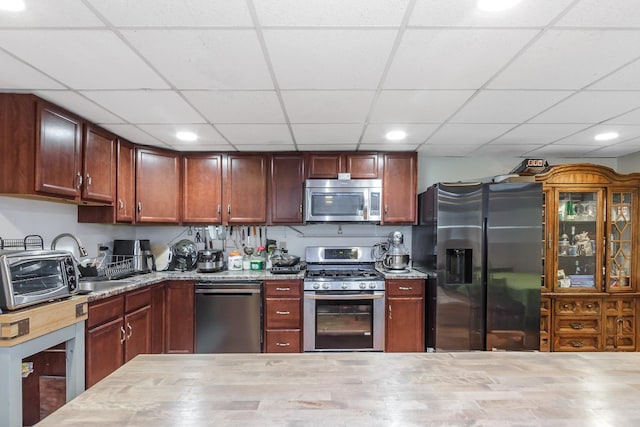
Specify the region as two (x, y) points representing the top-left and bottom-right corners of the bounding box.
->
(304, 293), (384, 300)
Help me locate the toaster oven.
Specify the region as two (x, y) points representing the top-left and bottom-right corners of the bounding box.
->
(0, 250), (79, 311)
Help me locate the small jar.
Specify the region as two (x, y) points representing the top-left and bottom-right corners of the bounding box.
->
(242, 255), (251, 270)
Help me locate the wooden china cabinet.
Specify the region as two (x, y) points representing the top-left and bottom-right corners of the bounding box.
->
(536, 164), (640, 352)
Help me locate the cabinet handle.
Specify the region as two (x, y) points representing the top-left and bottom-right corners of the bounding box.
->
(120, 326), (126, 344)
(610, 234), (614, 254)
(299, 204), (303, 214)
(217, 204), (221, 215)
(127, 323), (133, 339)
(585, 304), (593, 309)
(276, 342), (291, 347)
(86, 174), (92, 187)
(384, 205), (388, 215)
(276, 287), (291, 291)
(118, 199), (124, 211)
(276, 311), (290, 315)
(570, 340), (584, 348)
(388, 304), (392, 320)
(569, 322), (584, 330)
(137, 202), (142, 213)
(227, 204), (231, 215)
(75, 172), (83, 189)
(399, 286), (413, 291)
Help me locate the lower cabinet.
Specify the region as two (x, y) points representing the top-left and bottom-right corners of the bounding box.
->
(385, 279), (425, 352)
(263, 280), (302, 353)
(85, 287), (151, 388)
(164, 280), (195, 354)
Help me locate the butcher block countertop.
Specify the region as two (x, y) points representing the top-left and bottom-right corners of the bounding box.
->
(37, 352), (640, 426)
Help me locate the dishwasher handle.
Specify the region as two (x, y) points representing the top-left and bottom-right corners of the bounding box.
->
(195, 288), (261, 295)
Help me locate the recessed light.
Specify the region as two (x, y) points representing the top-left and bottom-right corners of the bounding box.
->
(176, 131), (198, 142)
(0, 0), (25, 11)
(594, 132), (619, 142)
(385, 130), (407, 141)
(477, 0), (522, 12)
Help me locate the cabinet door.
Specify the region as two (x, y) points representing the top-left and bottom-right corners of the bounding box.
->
(150, 283), (165, 354)
(182, 153), (223, 223)
(270, 154), (304, 224)
(386, 297), (424, 352)
(554, 189), (604, 292)
(307, 153), (342, 178)
(606, 189), (636, 292)
(382, 152), (417, 224)
(35, 102), (83, 198)
(116, 140), (135, 222)
(85, 317), (124, 388)
(164, 281), (195, 353)
(124, 305), (152, 362)
(346, 153), (378, 179)
(82, 124), (116, 204)
(136, 147), (180, 223)
(604, 297), (635, 351)
(224, 154), (267, 224)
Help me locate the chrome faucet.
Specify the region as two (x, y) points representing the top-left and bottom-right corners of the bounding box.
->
(51, 233), (89, 258)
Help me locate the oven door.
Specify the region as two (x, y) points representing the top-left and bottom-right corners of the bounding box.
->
(303, 290), (385, 351)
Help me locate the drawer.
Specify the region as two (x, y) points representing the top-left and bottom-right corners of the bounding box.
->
(87, 295), (124, 328)
(386, 279), (424, 297)
(555, 317), (600, 334)
(553, 334), (600, 352)
(264, 280), (302, 298)
(264, 329), (301, 353)
(125, 287), (151, 313)
(555, 298), (601, 316)
(265, 299), (301, 329)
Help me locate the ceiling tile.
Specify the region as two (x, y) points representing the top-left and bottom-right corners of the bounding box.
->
(183, 91), (285, 123)
(87, 0), (253, 26)
(472, 144), (544, 157)
(410, 0), (574, 27)
(0, 0), (103, 27)
(489, 30), (640, 90)
(122, 30), (274, 90)
(176, 144), (236, 152)
(295, 143), (358, 151)
(0, 50), (63, 89)
(137, 124), (227, 146)
(360, 143), (418, 151)
(215, 124), (293, 145)
(606, 107), (640, 125)
(450, 90), (573, 123)
(99, 124), (165, 146)
(0, 30), (168, 89)
(235, 144), (297, 152)
(292, 124), (364, 145)
(417, 144), (480, 156)
(282, 91), (375, 123)
(553, 124), (640, 146)
(525, 144), (609, 158)
(591, 60), (640, 90)
(361, 124), (439, 144)
(555, 0), (640, 27)
(34, 91), (123, 124)
(426, 124), (515, 145)
(254, 0), (410, 26)
(585, 140), (640, 157)
(384, 29), (538, 89)
(81, 91), (206, 124)
(529, 91), (640, 124)
(370, 90), (474, 123)
(491, 124), (591, 145)
(264, 29), (397, 89)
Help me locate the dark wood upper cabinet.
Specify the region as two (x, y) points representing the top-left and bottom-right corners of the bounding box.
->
(116, 139), (135, 223)
(136, 147), (180, 223)
(307, 152), (378, 179)
(182, 153), (223, 224)
(270, 154), (305, 224)
(224, 154), (267, 224)
(82, 124), (116, 204)
(382, 152), (417, 224)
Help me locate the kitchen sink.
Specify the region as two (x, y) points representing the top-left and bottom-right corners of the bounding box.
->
(77, 279), (137, 294)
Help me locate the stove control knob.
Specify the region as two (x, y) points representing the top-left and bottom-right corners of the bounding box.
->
(313, 283), (320, 289)
(322, 283), (330, 289)
(369, 283), (377, 289)
(341, 283), (348, 289)
(359, 283), (366, 289)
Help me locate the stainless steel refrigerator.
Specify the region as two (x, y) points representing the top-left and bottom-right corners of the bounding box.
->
(412, 182), (541, 351)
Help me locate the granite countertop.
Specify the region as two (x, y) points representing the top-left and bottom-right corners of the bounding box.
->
(37, 352), (640, 426)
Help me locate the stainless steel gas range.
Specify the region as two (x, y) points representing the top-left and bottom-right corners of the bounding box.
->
(303, 246), (385, 352)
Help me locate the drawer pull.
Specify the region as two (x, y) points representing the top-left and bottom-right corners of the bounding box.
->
(276, 311), (290, 315)
(569, 322), (584, 330)
(276, 287), (291, 291)
(399, 286), (413, 291)
(570, 340), (584, 348)
(585, 304), (593, 309)
(562, 304), (570, 309)
(276, 342), (291, 347)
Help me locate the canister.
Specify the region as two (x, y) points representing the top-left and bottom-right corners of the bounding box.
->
(228, 252), (243, 271)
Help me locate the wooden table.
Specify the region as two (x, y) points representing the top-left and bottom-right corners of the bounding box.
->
(37, 351), (640, 426)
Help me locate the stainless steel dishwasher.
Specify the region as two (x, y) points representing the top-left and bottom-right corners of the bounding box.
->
(195, 281), (262, 353)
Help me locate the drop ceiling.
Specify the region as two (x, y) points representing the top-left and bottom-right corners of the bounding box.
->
(2, 0), (640, 157)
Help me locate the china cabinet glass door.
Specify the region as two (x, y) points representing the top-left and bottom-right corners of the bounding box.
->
(555, 190), (603, 292)
(607, 190), (634, 292)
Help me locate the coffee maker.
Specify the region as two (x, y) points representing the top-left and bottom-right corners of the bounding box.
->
(112, 239), (156, 273)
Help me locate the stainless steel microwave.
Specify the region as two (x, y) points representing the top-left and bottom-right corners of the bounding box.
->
(304, 179), (382, 223)
(0, 250), (79, 311)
